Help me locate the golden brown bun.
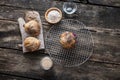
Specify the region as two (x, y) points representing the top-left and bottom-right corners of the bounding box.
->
(60, 31), (76, 49)
(24, 20), (40, 36)
(24, 37), (40, 52)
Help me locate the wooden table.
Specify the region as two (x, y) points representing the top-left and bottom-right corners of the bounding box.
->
(0, 0), (120, 80)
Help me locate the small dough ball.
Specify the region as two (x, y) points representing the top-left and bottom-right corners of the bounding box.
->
(25, 11), (38, 22)
(60, 31), (76, 49)
(24, 37), (40, 52)
(24, 20), (40, 36)
(40, 57), (53, 70)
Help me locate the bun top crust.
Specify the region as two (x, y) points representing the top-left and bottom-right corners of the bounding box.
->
(24, 37), (40, 52)
(24, 20), (40, 37)
(60, 31), (76, 49)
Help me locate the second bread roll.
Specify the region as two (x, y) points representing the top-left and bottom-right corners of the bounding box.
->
(24, 20), (40, 37)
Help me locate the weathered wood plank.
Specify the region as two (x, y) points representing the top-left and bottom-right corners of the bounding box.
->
(0, 0), (87, 8)
(0, 20), (21, 49)
(0, 74), (33, 80)
(0, 6), (46, 21)
(0, 0), (119, 80)
(0, 20), (120, 64)
(0, 2), (120, 29)
(0, 2), (120, 63)
(0, 48), (120, 80)
(57, 0), (88, 3)
(76, 4), (120, 29)
(88, 0), (120, 7)
(0, 0), (52, 10)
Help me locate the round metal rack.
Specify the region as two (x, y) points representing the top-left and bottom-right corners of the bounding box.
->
(45, 19), (94, 67)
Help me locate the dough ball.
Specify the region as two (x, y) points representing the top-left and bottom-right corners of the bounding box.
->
(60, 31), (76, 49)
(24, 20), (40, 36)
(24, 37), (40, 51)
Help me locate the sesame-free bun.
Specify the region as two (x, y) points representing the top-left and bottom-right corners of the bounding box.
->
(24, 37), (40, 52)
(24, 20), (40, 36)
(60, 31), (76, 49)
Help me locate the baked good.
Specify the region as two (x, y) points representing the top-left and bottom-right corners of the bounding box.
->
(24, 20), (40, 36)
(25, 11), (38, 22)
(60, 31), (76, 49)
(45, 7), (62, 24)
(24, 37), (40, 51)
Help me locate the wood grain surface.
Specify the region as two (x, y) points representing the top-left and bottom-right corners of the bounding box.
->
(88, 0), (120, 7)
(0, 48), (120, 80)
(0, 74), (33, 80)
(0, 0), (120, 80)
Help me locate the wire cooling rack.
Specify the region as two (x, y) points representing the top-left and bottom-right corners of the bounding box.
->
(45, 19), (94, 67)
